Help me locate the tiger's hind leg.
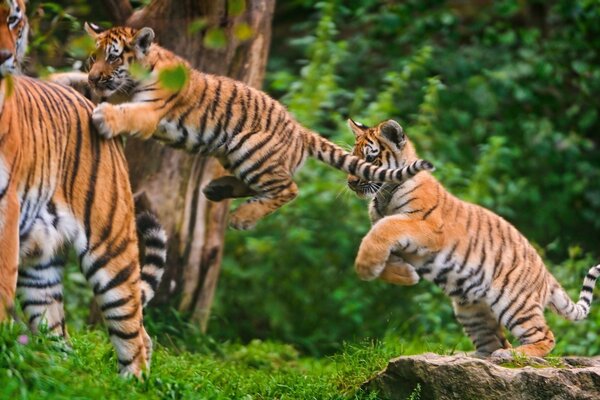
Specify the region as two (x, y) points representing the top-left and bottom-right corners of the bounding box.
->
(491, 305), (554, 358)
(229, 180), (298, 230)
(18, 258), (67, 337)
(203, 176), (257, 202)
(81, 247), (150, 377)
(453, 300), (510, 357)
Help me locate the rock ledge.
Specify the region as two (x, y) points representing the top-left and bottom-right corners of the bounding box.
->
(362, 353), (600, 400)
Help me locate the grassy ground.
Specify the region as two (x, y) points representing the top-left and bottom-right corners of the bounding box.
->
(0, 321), (441, 400)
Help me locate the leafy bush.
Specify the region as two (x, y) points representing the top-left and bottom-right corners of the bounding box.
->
(214, 0), (600, 355)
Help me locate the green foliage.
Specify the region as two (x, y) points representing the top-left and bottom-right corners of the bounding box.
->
(158, 64), (189, 92)
(204, 27), (228, 49)
(215, 0), (600, 355)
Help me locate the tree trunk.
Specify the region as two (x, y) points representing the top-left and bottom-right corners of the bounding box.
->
(103, 0), (275, 331)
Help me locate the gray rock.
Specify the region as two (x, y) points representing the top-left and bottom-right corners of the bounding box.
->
(362, 353), (600, 400)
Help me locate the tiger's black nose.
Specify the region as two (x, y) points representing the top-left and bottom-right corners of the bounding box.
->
(88, 74), (101, 86)
(0, 50), (12, 65)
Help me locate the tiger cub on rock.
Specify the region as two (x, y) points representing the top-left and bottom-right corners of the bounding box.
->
(347, 118), (600, 359)
(81, 23), (434, 230)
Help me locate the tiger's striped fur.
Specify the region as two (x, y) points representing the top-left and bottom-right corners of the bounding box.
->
(348, 119), (599, 358)
(0, 2), (166, 376)
(83, 24), (434, 230)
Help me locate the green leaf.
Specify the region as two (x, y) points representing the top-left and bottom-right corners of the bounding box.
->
(228, 0), (246, 16)
(67, 35), (96, 59)
(188, 18), (208, 35)
(204, 28), (227, 49)
(129, 61), (151, 81)
(158, 64), (189, 92)
(234, 23), (253, 41)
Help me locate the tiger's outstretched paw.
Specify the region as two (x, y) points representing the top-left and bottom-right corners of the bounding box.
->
(92, 103), (119, 139)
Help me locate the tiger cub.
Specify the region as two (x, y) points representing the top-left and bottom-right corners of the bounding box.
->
(347, 118), (600, 358)
(81, 23), (434, 230)
(0, 0), (166, 376)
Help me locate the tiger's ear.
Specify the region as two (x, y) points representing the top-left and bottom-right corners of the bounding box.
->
(132, 27), (155, 55)
(84, 22), (105, 39)
(347, 118), (369, 138)
(379, 120), (406, 149)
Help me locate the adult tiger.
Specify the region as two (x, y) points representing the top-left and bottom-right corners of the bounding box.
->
(348, 119), (600, 358)
(81, 24), (434, 230)
(0, 0), (166, 376)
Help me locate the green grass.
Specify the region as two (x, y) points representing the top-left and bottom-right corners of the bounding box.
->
(0, 322), (441, 400)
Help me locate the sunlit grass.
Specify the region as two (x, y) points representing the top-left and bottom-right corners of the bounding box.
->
(0, 322), (445, 400)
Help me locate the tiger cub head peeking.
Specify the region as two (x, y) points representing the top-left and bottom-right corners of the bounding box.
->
(84, 22), (155, 98)
(0, 0), (28, 77)
(347, 119), (429, 198)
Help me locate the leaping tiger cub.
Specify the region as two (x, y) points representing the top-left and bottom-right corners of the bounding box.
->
(348, 118), (600, 359)
(82, 23), (434, 230)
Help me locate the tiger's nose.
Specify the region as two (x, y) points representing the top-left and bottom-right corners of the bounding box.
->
(88, 73), (101, 86)
(0, 50), (12, 65)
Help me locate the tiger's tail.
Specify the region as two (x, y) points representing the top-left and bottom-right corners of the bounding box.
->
(548, 264), (600, 321)
(304, 130), (434, 183)
(136, 212), (167, 307)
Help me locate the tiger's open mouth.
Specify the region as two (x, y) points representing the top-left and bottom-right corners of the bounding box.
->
(348, 179), (382, 198)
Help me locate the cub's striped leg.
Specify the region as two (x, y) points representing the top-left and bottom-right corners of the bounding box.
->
(491, 304), (555, 358)
(203, 175), (257, 202)
(81, 250), (149, 377)
(355, 216), (441, 281)
(0, 189), (19, 321)
(229, 181), (298, 230)
(17, 258), (67, 336)
(453, 300), (509, 356)
(378, 256), (420, 286)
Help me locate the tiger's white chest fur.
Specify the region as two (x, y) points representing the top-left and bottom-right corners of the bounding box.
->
(16, 187), (84, 267)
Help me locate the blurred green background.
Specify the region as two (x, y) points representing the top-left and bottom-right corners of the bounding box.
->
(25, 0), (600, 357)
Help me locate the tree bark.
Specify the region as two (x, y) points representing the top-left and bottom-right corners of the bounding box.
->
(101, 0), (133, 24)
(103, 0), (275, 331)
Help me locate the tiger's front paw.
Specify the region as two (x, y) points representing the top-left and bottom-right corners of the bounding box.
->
(379, 261), (420, 286)
(355, 247), (387, 281)
(92, 103), (120, 139)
